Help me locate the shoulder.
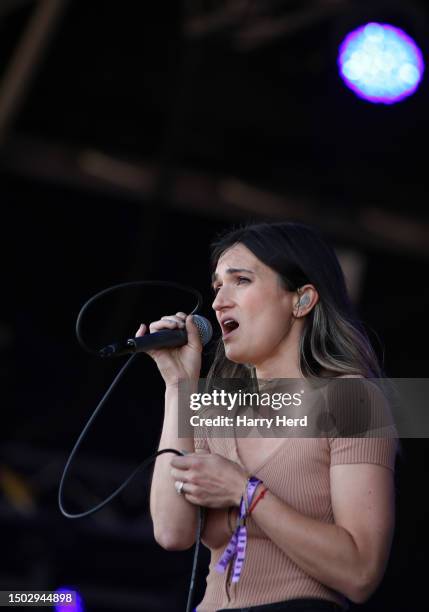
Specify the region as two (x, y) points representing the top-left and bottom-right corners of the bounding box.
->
(325, 375), (398, 470)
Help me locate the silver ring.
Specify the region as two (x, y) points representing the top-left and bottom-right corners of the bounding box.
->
(175, 480), (185, 495)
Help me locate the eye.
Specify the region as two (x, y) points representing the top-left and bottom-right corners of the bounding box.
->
(212, 276), (250, 294)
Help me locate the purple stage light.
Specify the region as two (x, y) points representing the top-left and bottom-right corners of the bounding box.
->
(54, 587), (84, 612)
(338, 22), (424, 104)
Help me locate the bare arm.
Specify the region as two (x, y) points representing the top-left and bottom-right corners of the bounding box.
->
(201, 506), (238, 550)
(171, 451), (395, 602)
(149, 384), (199, 551)
(136, 312), (203, 551)
(248, 462), (395, 604)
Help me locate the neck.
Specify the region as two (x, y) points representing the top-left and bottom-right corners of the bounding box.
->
(254, 324), (303, 380)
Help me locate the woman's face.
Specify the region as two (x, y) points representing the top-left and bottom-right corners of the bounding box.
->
(212, 243), (296, 367)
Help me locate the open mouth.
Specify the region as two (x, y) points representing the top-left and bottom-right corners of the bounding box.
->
(222, 319), (239, 338)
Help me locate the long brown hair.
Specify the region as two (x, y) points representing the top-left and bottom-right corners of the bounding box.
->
(207, 222), (382, 383)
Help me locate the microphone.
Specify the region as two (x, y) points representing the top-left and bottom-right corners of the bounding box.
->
(99, 315), (213, 358)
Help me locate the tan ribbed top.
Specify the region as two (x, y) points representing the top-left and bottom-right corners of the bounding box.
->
(194, 432), (398, 612)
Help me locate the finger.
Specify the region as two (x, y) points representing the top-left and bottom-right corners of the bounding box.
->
(161, 315), (185, 327)
(183, 492), (201, 506)
(135, 323), (146, 338)
(149, 319), (184, 333)
(170, 467), (188, 480)
(170, 455), (194, 469)
(180, 482), (197, 497)
(175, 312), (187, 320)
(185, 315), (203, 349)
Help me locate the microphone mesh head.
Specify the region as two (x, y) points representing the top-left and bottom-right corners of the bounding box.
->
(193, 315), (213, 346)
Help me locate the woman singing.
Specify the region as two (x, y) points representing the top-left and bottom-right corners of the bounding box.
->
(141, 222), (398, 612)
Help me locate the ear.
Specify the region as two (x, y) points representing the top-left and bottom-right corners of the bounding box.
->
(293, 285), (319, 318)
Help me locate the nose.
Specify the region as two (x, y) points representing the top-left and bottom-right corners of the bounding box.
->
(212, 286), (234, 312)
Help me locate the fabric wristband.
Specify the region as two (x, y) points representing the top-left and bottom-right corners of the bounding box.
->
(215, 476), (262, 583)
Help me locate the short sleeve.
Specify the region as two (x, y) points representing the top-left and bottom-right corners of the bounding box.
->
(325, 376), (399, 472)
(329, 436), (399, 472)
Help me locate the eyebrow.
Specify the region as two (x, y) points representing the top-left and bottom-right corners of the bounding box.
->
(211, 268), (255, 286)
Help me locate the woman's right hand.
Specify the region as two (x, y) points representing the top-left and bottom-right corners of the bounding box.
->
(135, 312), (202, 387)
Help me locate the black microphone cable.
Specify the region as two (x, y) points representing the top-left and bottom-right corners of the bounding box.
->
(59, 281), (209, 612)
(74, 280), (204, 356)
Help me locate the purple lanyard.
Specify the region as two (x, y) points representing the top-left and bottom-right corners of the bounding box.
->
(215, 477), (262, 583)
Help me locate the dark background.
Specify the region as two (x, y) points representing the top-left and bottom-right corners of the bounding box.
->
(1, 1), (428, 611)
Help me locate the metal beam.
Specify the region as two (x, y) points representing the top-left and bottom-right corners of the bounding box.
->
(236, 0), (349, 50)
(0, 0), (34, 19)
(184, 0), (349, 48)
(2, 135), (429, 258)
(0, 0), (69, 145)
